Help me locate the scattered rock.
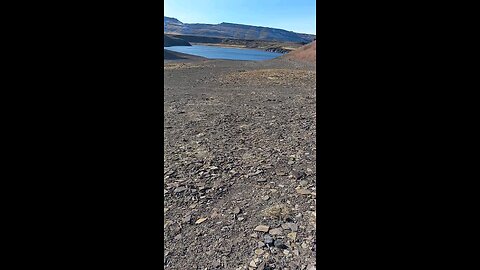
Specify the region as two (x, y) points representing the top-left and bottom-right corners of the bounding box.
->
(174, 186), (187, 193)
(254, 225), (270, 232)
(264, 234), (274, 245)
(255, 249), (265, 255)
(182, 215), (192, 223)
(282, 222), (298, 232)
(195, 217), (208, 224)
(287, 232), (297, 241)
(262, 195), (270, 201)
(292, 171), (306, 179)
(296, 188), (311, 195)
(261, 204), (291, 219)
(274, 239), (288, 249)
(269, 227), (283, 235)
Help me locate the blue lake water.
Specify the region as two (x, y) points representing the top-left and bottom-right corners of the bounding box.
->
(164, 45), (283, 61)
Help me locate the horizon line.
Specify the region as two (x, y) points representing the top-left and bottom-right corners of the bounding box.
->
(164, 16), (316, 36)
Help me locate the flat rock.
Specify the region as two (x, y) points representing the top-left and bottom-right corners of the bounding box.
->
(195, 217), (208, 224)
(287, 232), (297, 241)
(254, 225), (270, 232)
(174, 186), (187, 193)
(255, 249), (265, 255)
(282, 222), (298, 232)
(296, 188), (311, 195)
(269, 227), (283, 235)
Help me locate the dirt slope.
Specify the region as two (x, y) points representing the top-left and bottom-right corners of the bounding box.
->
(281, 41), (316, 64)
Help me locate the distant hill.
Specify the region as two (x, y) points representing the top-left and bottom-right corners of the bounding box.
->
(164, 34), (191, 47)
(164, 16), (315, 43)
(281, 40), (316, 63)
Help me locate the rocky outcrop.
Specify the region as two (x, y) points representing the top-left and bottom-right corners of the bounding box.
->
(265, 47), (291, 54)
(164, 35), (191, 47)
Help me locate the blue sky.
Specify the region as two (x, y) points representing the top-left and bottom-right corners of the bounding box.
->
(164, 0), (316, 35)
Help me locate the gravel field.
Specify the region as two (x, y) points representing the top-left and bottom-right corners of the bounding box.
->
(164, 58), (316, 270)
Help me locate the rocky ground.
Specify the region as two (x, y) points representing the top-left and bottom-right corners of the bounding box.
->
(164, 58), (316, 270)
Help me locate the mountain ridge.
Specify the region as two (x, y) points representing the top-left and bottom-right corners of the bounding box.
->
(164, 16), (315, 43)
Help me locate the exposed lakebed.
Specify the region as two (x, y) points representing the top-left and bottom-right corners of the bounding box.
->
(164, 45), (283, 61)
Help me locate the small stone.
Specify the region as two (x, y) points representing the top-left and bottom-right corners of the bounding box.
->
(174, 186), (187, 193)
(233, 207), (241, 214)
(287, 232), (297, 241)
(283, 222), (298, 232)
(288, 160), (295, 165)
(300, 180), (308, 186)
(274, 239), (288, 249)
(238, 217), (245, 221)
(250, 232), (258, 238)
(283, 250), (290, 255)
(174, 234), (182, 240)
(255, 249), (264, 255)
(257, 241), (265, 248)
(254, 225), (270, 232)
(257, 178), (267, 183)
(262, 195), (270, 201)
(182, 215), (192, 223)
(269, 228), (283, 235)
(212, 260), (221, 268)
(263, 234), (274, 245)
(195, 217), (208, 224)
(249, 260), (257, 268)
(301, 242), (308, 249)
(296, 188), (311, 195)
(292, 171), (306, 179)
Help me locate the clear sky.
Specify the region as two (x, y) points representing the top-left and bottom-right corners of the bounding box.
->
(164, 0), (316, 35)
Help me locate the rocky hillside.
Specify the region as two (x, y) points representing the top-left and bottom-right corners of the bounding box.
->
(164, 16), (315, 43)
(164, 34), (191, 47)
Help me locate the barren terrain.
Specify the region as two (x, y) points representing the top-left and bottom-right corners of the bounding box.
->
(164, 58), (316, 270)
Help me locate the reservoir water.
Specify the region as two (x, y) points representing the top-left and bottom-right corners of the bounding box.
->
(164, 45), (283, 61)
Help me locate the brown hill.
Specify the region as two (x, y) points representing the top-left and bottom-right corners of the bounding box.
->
(281, 40), (316, 64)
